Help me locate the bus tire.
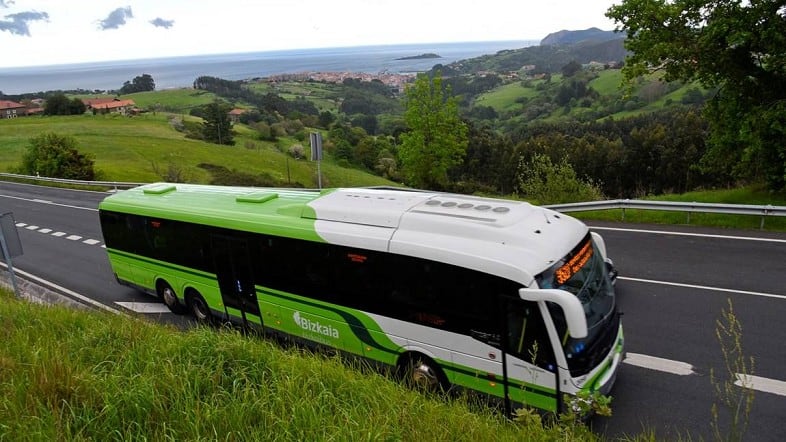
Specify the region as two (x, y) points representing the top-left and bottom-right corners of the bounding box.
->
(158, 280), (185, 314)
(398, 353), (448, 393)
(186, 290), (212, 324)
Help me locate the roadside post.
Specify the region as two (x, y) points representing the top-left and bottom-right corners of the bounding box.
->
(0, 212), (24, 298)
(310, 132), (323, 190)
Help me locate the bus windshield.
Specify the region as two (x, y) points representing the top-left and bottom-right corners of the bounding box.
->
(537, 234), (618, 377)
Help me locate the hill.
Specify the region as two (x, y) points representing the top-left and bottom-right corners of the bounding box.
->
(540, 27), (621, 46)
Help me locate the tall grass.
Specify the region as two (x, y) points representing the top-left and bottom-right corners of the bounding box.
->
(0, 289), (602, 441)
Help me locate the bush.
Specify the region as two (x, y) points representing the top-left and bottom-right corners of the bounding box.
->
(517, 154), (604, 204)
(19, 133), (96, 180)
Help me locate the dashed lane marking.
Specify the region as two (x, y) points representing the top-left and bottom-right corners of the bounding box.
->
(15, 220), (102, 246)
(624, 352), (696, 376)
(736, 374), (786, 397)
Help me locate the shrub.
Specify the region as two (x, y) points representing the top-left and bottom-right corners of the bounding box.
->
(517, 154), (604, 204)
(19, 132), (96, 180)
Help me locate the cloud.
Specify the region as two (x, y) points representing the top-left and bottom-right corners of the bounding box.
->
(149, 17), (174, 29)
(98, 6), (133, 30)
(0, 10), (49, 36)
(0, 1), (14, 9)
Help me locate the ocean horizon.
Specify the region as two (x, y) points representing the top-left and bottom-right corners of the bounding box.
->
(0, 40), (537, 96)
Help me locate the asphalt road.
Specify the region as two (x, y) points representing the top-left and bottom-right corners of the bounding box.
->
(1, 181), (784, 440)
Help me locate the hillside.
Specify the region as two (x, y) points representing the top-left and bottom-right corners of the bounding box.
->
(0, 289), (602, 440)
(540, 27), (621, 46)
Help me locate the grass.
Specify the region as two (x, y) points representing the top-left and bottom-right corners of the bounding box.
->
(0, 288), (603, 441)
(474, 81), (540, 111)
(571, 186), (786, 231)
(0, 114), (394, 188)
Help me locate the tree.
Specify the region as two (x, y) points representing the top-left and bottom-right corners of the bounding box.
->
(43, 92), (86, 115)
(20, 132), (96, 180)
(399, 72), (468, 189)
(561, 60), (582, 77)
(201, 100), (235, 145)
(119, 74), (156, 94)
(607, 0), (786, 190)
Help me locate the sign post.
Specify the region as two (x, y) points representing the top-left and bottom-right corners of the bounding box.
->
(309, 132), (323, 189)
(0, 212), (23, 298)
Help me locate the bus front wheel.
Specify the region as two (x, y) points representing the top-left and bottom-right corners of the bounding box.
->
(158, 281), (185, 314)
(186, 290), (212, 324)
(398, 354), (448, 392)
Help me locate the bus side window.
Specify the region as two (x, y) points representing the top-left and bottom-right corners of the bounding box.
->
(506, 300), (555, 370)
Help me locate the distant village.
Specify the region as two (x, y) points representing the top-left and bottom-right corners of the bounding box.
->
(1, 97), (138, 118)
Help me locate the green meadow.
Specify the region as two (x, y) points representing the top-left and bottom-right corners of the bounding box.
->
(0, 113), (394, 188)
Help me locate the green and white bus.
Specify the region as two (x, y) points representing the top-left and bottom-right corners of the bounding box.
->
(99, 183), (624, 413)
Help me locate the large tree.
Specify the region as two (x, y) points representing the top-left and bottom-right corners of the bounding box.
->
(201, 100), (235, 145)
(43, 92), (86, 115)
(119, 74), (156, 94)
(399, 72), (468, 190)
(607, 0), (786, 190)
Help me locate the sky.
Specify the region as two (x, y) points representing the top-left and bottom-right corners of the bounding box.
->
(1, 0), (620, 68)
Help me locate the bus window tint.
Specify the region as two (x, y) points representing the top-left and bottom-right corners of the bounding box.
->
(506, 300), (555, 371)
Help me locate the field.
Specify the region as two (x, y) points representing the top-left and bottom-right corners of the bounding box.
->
(0, 289), (603, 441)
(0, 114), (393, 188)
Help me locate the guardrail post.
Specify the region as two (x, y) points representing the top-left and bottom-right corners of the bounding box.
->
(761, 205), (773, 230)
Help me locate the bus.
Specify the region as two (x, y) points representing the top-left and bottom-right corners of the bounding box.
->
(98, 183), (624, 414)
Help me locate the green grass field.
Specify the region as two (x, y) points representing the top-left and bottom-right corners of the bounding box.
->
(474, 81), (540, 112)
(0, 114), (394, 187)
(0, 289), (604, 441)
(571, 186), (786, 231)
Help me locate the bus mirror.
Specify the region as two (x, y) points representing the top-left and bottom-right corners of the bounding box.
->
(518, 288), (588, 339)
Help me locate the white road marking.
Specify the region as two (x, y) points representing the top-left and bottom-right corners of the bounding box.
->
(65, 235), (82, 241)
(15, 222), (26, 227)
(83, 239), (101, 245)
(735, 374), (786, 397)
(625, 353), (786, 396)
(624, 352), (696, 376)
(25, 225), (39, 230)
(116, 302), (171, 314)
(51, 231), (66, 237)
(0, 194), (97, 211)
(619, 276), (786, 301)
(0, 262), (120, 314)
(590, 225), (786, 244)
(38, 228), (52, 233)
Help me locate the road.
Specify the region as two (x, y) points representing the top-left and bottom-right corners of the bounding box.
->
(1, 181), (784, 440)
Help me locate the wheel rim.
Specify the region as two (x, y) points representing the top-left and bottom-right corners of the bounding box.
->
(162, 286), (177, 307)
(411, 362), (440, 390)
(192, 297), (209, 321)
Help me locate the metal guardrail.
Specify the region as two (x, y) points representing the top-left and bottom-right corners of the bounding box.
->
(2, 173), (784, 228)
(545, 199), (786, 229)
(0, 173), (145, 191)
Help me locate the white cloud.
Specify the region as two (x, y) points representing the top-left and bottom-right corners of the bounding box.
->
(0, 0), (619, 68)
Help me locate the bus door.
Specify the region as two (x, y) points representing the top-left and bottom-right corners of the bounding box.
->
(501, 297), (560, 414)
(211, 235), (261, 327)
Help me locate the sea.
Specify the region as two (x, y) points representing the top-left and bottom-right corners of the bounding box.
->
(0, 40), (537, 96)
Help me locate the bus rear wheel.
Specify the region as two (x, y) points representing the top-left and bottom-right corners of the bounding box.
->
(158, 281), (185, 314)
(399, 354), (448, 392)
(186, 290), (212, 324)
